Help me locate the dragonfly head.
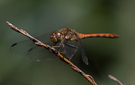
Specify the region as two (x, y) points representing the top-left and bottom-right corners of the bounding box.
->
(50, 31), (62, 44)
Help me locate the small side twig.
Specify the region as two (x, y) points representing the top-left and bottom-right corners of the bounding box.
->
(108, 75), (124, 85)
(7, 21), (97, 85)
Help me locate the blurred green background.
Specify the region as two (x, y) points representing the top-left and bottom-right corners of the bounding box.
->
(0, 0), (135, 85)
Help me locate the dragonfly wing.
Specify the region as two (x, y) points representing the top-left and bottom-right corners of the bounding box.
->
(10, 32), (57, 61)
(60, 41), (78, 60)
(81, 48), (89, 65)
(26, 46), (58, 61)
(62, 40), (89, 65)
(10, 39), (36, 55)
(76, 33), (89, 65)
(64, 42), (78, 60)
(10, 32), (52, 55)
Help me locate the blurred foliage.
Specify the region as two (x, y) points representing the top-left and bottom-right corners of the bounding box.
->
(0, 0), (135, 85)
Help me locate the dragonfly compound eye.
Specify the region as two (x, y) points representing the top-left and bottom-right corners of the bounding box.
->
(50, 32), (62, 44)
(50, 32), (57, 43)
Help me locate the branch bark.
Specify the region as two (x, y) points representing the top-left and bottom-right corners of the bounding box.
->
(108, 75), (124, 85)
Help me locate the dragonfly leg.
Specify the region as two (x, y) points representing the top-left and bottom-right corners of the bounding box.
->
(52, 42), (62, 51)
(65, 43), (78, 49)
(60, 43), (66, 54)
(52, 45), (60, 48)
(52, 40), (67, 54)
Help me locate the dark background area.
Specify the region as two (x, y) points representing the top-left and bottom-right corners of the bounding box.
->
(0, 0), (135, 85)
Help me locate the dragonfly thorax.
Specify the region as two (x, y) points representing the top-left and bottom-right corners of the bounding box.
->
(50, 31), (62, 44)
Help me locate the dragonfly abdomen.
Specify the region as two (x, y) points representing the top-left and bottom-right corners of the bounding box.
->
(77, 33), (119, 39)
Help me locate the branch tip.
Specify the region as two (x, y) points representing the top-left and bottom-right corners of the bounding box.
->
(108, 75), (124, 85)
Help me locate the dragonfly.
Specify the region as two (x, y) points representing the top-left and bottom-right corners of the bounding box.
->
(10, 28), (119, 65)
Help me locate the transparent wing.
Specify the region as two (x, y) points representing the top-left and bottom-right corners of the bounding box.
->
(9, 39), (35, 55)
(81, 47), (89, 65)
(62, 32), (89, 65)
(26, 46), (58, 61)
(77, 37), (89, 65)
(63, 41), (79, 60)
(10, 32), (57, 61)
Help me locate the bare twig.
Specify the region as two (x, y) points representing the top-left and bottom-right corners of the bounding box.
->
(7, 21), (97, 85)
(108, 75), (124, 85)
